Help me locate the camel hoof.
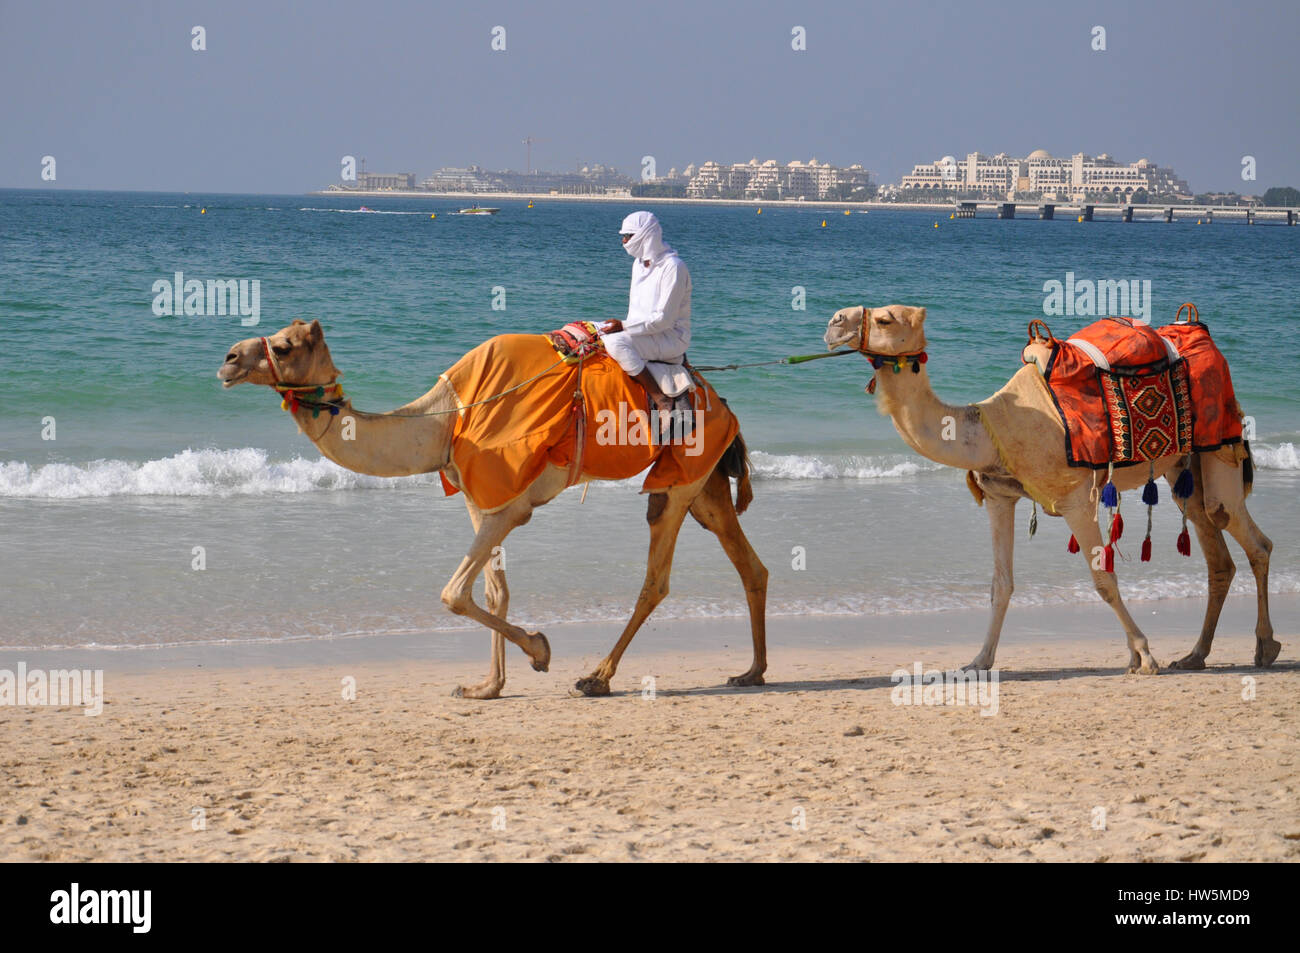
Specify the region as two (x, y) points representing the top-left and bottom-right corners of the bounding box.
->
(574, 675), (610, 697)
(1256, 639), (1282, 667)
(1168, 653), (1207, 671)
(452, 683), (503, 700)
(962, 658), (993, 673)
(529, 632), (551, 673)
(727, 671), (765, 687)
(1126, 660), (1160, 675)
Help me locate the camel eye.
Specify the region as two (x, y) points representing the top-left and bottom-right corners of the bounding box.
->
(272, 344), (291, 356)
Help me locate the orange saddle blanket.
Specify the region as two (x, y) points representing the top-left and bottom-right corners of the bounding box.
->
(438, 334), (739, 511)
(1042, 317), (1241, 468)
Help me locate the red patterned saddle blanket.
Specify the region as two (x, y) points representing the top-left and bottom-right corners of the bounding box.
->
(1037, 315), (1242, 468)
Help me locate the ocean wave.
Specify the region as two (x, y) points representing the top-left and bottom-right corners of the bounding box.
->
(749, 451), (943, 480)
(0, 449), (439, 499)
(1252, 442), (1298, 470)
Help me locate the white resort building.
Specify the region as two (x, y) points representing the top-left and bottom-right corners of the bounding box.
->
(685, 158), (873, 200)
(899, 151), (1189, 199)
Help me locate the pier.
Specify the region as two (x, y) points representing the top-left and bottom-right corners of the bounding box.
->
(953, 200), (1298, 225)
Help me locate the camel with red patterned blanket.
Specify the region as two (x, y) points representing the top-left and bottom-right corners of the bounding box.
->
(825, 304), (1277, 674)
(218, 320), (768, 698)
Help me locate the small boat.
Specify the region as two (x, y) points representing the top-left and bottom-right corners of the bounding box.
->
(458, 206), (500, 215)
(359, 206), (371, 212)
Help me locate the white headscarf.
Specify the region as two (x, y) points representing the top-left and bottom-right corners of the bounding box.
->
(620, 211), (673, 263)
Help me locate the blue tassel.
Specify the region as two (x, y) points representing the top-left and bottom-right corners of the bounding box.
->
(1142, 479), (1159, 506)
(1173, 468), (1194, 500)
(1101, 481), (1118, 509)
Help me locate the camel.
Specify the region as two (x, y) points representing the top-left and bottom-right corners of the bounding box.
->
(217, 319), (768, 698)
(823, 304), (1277, 674)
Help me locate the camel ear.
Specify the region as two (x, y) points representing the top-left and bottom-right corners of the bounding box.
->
(904, 306), (927, 327)
(306, 319), (323, 342)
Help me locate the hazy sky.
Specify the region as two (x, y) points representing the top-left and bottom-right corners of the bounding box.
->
(3, 0), (1297, 194)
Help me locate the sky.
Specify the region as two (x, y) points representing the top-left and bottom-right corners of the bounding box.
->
(2, 0), (1297, 194)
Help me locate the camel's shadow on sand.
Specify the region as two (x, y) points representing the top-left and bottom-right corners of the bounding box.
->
(593, 658), (1300, 699)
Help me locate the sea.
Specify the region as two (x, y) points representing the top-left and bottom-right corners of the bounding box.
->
(1, 189), (1295, 657)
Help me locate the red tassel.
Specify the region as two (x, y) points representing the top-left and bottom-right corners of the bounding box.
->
(1140, 537), (1152, 562)
(1110, 512), (1124, 542)
(1103, 544), (1115, 573)
(1067, 534), (1080, 554)
(1176, 528), (1191, 556)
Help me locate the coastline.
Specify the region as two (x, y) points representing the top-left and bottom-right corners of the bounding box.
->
(305, 188), (955, 211)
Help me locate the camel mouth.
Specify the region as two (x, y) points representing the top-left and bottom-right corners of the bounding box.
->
(218, 365), (248, 388)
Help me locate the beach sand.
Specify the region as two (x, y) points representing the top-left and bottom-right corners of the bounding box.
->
(2, 598), (1296, 862)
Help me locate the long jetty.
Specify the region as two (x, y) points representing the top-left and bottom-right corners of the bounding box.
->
(952, 200), (1298, 225)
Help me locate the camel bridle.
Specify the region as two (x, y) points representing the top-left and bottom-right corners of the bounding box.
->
(851, 307), (929, 394)
(259, 335), (346, 436)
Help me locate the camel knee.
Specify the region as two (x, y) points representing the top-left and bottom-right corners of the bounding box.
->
(1092, 576), (1120, 605)
(440, 581), (472, 615)
(990, 570), (1013, 603)
(1207, 562), (1235, 596)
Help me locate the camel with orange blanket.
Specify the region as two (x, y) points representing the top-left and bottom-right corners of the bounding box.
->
(218, 320), (767, 698)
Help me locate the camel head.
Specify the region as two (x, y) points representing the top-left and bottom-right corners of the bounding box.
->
(824, 305), (927, 355)
(217, 319), (342, 389)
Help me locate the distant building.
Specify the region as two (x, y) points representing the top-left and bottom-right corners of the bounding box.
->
(354, 171), (416, 190)
(420, 164), (634, 194)
(899, 151), (1189, 199)
(686, 158), (873, 200)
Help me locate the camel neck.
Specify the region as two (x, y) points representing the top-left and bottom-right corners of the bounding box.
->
(873, 365), (999, 471)
(288, 378), (458, 478)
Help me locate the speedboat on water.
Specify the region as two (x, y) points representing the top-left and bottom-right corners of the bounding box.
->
(458, 206), (500, 215)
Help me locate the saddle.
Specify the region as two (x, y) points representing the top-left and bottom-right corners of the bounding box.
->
(1026, 307), (1248, 469)
(547, 321), (698, 445)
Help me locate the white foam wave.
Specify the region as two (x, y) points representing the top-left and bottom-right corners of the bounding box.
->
(1, 448), (949, 499)
(749, 451), (943, 481)
(297, 207), (425, 216)
(1252, 442), (1299, 470)
(0, 449), (439, 499)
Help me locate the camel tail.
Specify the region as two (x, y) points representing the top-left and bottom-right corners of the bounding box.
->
(1243, 439), (1254, 498)
(721, 432), (754, 514)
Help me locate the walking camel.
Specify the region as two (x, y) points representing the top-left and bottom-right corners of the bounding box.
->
(824, 304), (1277, 674)
(218, 319), (768, 698)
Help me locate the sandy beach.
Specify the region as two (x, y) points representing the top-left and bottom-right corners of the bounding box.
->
(3, 597), (1295, 863)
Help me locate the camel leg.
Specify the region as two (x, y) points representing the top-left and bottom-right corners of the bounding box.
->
(451, 500), (511, 699)
(966, 492), (1016, 671)
(440, 502), (551, 691)
(1201, 453), (1279, 667)
(574, 487), (694, 696)
(1168, 458), (1236, 670)
(687, 469), (769, 686)
(1061, 500), (1159, 674)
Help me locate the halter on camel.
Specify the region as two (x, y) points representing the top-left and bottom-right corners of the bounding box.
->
(854, 306), (929, 394)
(260, 336), (346, 436)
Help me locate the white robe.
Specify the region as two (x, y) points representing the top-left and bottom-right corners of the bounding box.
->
(604, 211), (691, 376)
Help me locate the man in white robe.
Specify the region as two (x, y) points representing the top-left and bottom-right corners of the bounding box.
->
(601, 211), (690, 415)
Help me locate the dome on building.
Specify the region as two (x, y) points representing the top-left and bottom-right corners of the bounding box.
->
(940, 155), (956, 165)
(1027, 149), (1052, 160)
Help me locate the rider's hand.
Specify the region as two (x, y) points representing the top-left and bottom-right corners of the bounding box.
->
(602, 320), (624, 334)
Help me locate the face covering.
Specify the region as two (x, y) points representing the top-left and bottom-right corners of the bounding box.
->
(620, 210), (672, 262)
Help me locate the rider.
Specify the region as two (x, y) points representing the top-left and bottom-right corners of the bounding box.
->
(601, 211), (691, 416)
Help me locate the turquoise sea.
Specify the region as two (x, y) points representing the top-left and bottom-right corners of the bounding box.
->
(1, 189), (1296, 653)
